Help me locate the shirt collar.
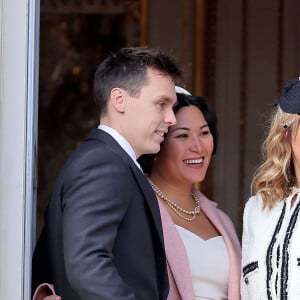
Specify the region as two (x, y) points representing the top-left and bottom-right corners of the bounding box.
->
(97, 124), (142, 170)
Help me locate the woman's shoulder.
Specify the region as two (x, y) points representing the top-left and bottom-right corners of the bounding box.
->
(245, 194), (264, 210)
(243, 193), (285, 221)
(242, 194), (270, 222)
(193, 189), (234, 223)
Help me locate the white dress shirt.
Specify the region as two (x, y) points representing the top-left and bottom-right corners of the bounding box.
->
(98, 124), (142, 170)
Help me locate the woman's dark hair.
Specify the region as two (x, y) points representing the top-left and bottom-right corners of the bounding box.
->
(138, 92), (218, 174)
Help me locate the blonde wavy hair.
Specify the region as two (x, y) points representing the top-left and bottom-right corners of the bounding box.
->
(252, 107), (300, 208)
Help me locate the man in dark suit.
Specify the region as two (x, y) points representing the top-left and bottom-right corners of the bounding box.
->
(32, 47), (182, 300)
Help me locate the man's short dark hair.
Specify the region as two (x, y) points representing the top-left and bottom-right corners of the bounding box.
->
(93, 47), (182, 116)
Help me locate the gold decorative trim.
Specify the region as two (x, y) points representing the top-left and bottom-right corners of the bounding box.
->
(41, 0), (146, 24)
(140, 0), (148, 46)
(277, 0), (284, 91)
(238, 0), (249, 236)
(194, 0), (207, 95)
(41, 0), (127, 13)
(41, 0), (147, 47)
(181, 0), (190, 68)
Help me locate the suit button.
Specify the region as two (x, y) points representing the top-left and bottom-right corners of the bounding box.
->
(244, 277), (249, 285)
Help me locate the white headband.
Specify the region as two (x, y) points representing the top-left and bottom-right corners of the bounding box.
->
(175, 86), (191, 96)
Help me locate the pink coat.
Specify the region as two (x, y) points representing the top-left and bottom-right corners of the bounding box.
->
(159, 189), (241, 300)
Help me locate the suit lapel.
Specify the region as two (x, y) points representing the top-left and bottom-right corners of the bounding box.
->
(86, 128), (165, 246)
(132, 171), (165, 244)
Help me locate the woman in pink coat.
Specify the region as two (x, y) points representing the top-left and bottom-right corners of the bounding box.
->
(34, 87), (241, 300)
(139, 87), (241, 299)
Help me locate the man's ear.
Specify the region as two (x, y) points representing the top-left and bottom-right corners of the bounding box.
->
(110, 88), (126, 113)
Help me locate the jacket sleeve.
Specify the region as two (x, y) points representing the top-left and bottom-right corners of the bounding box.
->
(54, 148), (137, 299)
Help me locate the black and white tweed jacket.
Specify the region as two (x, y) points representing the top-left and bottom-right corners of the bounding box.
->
(241, 190), (300, 300)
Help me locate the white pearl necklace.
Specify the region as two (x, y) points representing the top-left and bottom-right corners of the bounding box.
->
(149, 179), (201, 222)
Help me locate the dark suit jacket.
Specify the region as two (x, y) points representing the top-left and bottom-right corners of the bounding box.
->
(32, 128), (169, 300)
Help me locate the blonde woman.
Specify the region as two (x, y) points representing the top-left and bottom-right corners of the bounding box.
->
(241, 78), (300, 299)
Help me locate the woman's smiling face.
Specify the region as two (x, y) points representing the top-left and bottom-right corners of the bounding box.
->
(153, 105), (214, 185)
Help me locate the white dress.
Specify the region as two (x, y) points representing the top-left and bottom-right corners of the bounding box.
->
(176, 225), (230, 300)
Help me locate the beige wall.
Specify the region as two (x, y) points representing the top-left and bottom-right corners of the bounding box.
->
(147, 0), (300, 235)
(214, 0), (300, 234)
(148, 0), (195, 90)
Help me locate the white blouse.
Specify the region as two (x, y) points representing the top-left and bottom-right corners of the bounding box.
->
(176, 225), (230, 300)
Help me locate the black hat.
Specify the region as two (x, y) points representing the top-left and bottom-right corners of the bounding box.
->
(278, 77), (300, 114)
